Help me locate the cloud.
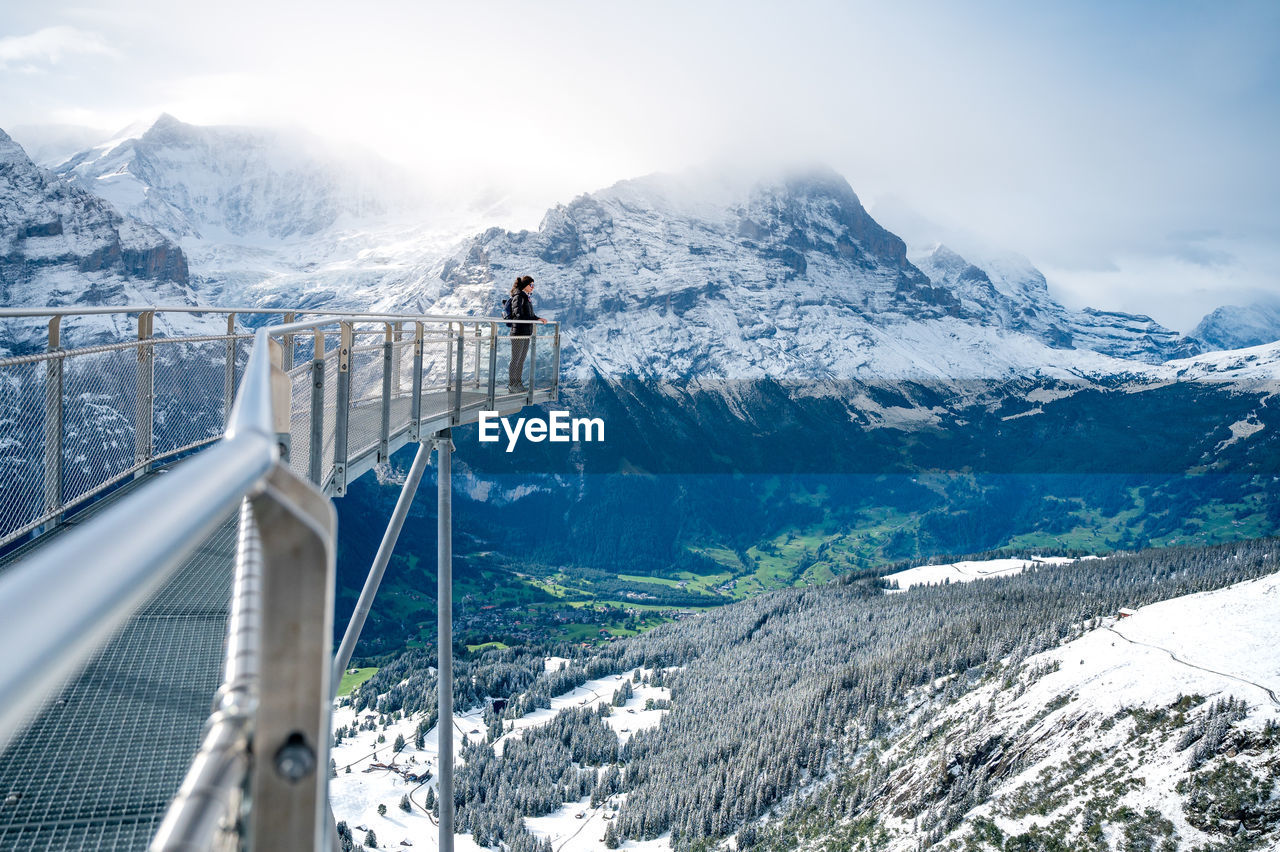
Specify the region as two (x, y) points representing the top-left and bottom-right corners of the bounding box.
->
(0, 26), (118, 70)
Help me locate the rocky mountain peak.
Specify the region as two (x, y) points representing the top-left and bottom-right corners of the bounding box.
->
(1192, 301), (1280, 352)
(138, 113), (197, 146)
(734, 167), (918, 279)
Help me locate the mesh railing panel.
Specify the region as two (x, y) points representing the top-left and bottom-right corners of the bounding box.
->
(392, 334), (415, 399)
(349, 345), (382, 404)
(347, 343), (384, 459)
(287, 361), (312, 481)
(234, 336), (251, 405)
(391, 338), (415, 401)
(152, 339), (231, 460)
(321, 350), (339, 487)
(0, 359), (48, 546)
(60, 348), (139, 510)
(421, 333), (451, 394)
(495, 331), (539, 396)
(530, 330), (547, 392)
(493, 331), (517, 396)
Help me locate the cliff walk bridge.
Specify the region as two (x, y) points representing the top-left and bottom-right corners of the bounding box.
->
(0, 306), (561, 851)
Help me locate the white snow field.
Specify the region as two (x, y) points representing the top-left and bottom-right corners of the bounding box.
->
(882, 555), (1090, 591)
(329, 666), (670, 851)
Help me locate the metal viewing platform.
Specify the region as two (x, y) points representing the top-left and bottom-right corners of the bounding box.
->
(0, 306), (561, 851)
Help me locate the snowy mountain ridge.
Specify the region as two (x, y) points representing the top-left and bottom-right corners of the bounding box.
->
(422, 168), (1206, 388)
(57, 113), (416, 242)
(50, 115), (497, 311)
(6, 119), (1274, 418)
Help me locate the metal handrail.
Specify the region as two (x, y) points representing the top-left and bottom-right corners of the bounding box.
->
(0, 309), (560, 550)
(0, 305), (554, 326)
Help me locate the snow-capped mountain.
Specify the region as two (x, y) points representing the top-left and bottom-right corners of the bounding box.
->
(0, 128), (192, 337)
(402, 166), (1280, 478)
(57, 113), (412, 241)
(53, 115), (493, 310)
(7, 128), (1273, 472)
(1194, 301), (1280, 352)
(424, 167), (1201, 385)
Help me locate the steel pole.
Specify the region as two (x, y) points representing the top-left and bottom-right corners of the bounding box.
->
(331, 441), (431, 689)
(42, 345), (63, 532)
(435, 429), (453, 852)
(135, 311), (155, 477)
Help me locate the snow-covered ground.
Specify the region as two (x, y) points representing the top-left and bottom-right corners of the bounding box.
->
(329, 666), (671, 851)
(524, 798), (671, 852)
(882, 555), (1091, 591)
(869, 569), (1280, 850)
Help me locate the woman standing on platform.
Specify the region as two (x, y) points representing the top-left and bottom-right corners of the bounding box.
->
(508, 275), (546, 391)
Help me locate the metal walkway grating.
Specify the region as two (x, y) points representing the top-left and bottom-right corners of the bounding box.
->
(0, 471), (237, 851)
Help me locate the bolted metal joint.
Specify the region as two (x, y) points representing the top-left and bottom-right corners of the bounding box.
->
(274, 732), (316, 783)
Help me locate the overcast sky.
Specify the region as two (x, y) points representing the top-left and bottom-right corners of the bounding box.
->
(2, 0), (1277, 331)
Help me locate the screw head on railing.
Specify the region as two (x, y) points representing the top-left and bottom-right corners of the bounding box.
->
(274, 733), (316, 782)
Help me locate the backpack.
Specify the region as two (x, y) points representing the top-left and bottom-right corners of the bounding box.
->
(501, 295), (515, 329)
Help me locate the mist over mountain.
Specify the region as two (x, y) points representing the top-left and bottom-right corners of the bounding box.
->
(48, 115), (498, 311)
(57, 113), (417, 241)
(6, 123), (108, 170)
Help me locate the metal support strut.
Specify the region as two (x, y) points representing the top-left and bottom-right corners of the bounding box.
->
(435, 429), (454, 852)
(331, 441), (432, 689)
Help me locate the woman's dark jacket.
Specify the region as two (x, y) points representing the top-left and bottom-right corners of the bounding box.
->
(512, 290), (540, 337)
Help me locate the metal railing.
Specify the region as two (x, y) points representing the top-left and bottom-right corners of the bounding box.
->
(0, 306), (561, 548)
(0, 305), (560, 851)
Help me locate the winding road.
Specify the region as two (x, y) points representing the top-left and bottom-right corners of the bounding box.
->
(1105, 625), (1280, 707)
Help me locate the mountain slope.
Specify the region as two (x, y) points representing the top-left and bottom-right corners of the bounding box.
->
(911, 243), (1200, 362)
(367, 538), (1278, 852)
(766, 564), (1280, 851)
